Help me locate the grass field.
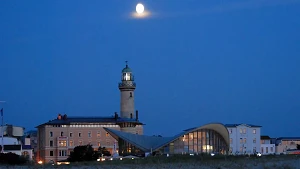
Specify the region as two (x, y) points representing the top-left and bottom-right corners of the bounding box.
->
(2, 154), (300, 169)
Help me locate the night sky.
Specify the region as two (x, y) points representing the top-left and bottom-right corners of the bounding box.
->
(1, 0), (300, 137)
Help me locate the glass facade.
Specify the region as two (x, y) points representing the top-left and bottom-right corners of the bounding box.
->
(117, 128), (228, 156)
(157, 129), (228, 155)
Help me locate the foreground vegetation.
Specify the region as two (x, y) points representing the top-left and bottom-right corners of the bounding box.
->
(1, 154), (300, 169)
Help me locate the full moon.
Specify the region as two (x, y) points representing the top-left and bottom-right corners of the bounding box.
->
(136, 3), (144, 14)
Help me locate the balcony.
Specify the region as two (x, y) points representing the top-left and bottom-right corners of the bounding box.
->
(118, 82), (136, 88)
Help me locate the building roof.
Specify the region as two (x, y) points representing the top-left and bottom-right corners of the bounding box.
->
(122, 64), (132, 73)
(224, 124), (262, 128)
(276, 137), (300, 140)
(36, 116), (144, 128)
(104, 123), (230, 152)
(261, 135), (271, 140)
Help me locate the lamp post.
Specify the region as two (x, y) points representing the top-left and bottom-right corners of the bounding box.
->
(0, 101), (6, 153)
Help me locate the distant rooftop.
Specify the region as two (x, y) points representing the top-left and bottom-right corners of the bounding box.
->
(36, 114), (144, 128)
(224, 124), (262, 128)
(276, 137), (300, 140)
(261, 135), (271, 140)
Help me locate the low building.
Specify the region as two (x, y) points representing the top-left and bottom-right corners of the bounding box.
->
(260, 135), (275, 155)
(0, 136), (33, 160)
(274, 137), (300, 154)
(24, 130), (38, 160)
(105, 123), (230, 156)
(225, 124), (261, 155)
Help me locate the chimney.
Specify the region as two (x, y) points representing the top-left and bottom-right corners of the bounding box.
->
(136, 110), (138, 121)
(63, 114), (67, 120)
(114, 112), (118, 120)
(57, 114), (62, 120)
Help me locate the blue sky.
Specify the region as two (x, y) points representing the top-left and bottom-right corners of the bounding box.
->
(0, 0), (300, 137)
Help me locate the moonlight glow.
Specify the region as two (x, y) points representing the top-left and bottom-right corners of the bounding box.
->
(136, 3), (144, 14)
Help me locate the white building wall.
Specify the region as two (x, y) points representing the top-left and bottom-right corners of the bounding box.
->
(227, 124), (261, 155)
(261, 144), (275, 155)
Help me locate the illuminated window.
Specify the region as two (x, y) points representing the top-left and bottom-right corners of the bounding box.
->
(50, 132), (53, 137)
(78, 132), (82, 137)
(58, 140), (67, 147)
(79, 141), (82, 145)
(98, 141), (101, 147)
(239, 129), (242, 134)
(88, 131), (91, 138)
(69, 140), (73, 147)
(97, 132), (101, 137)
(253, 129), (256, 134)
(106, 132), (109, 137)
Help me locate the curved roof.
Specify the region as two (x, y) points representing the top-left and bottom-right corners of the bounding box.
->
(104, 122), (229, 152)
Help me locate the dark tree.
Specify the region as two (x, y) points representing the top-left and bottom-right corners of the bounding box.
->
(68, 145), (99, 162)
(98, 146), (111, 157)
(297, 144), (300, 150)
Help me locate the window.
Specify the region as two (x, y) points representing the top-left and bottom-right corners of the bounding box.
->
(253, 138), (256, 143)
(239, 147), (243, 153)
(58, 140), (67, 147)
(266, 147), (268, 153)
(271, 147), (273, 152)
(97, 132), (101, 137)
(230, 147), (233, 153)
(230, 138), (233, 144)
(50, 140), (53, 147)
(253, 147), (256, 153)
(69, 140), (73, 147)
(261, 147), (264, 153)
(229, 129), (232, 134)
(243, 138), (247, 143)
(60, 132), (64, 136)
(50, 151), (53, 156)
(78, 132), (82, 137)
(88, 131), (91, 138)
(243, 128), (246, 134)
(130, 92), (132, 97)
(50, 132), (53, 137)
(69, 132), (73, 137)
(59, 150), (67, 156)
(239, 129), (242, 134)
(106, 132), (109, 137)
(240, 138), (243, 143)
(98, 141), (101, 147)
(253, 129), (256, 134)
(79, 141), (82, 145)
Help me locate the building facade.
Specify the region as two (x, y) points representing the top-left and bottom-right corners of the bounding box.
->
(36, 63), (144, 163)
(225, 124), (261, 155)
(274, 137), (300, 154)
(260, 136), (275, 155)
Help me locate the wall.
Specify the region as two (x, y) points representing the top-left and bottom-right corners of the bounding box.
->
(227, 125), (261, 155)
